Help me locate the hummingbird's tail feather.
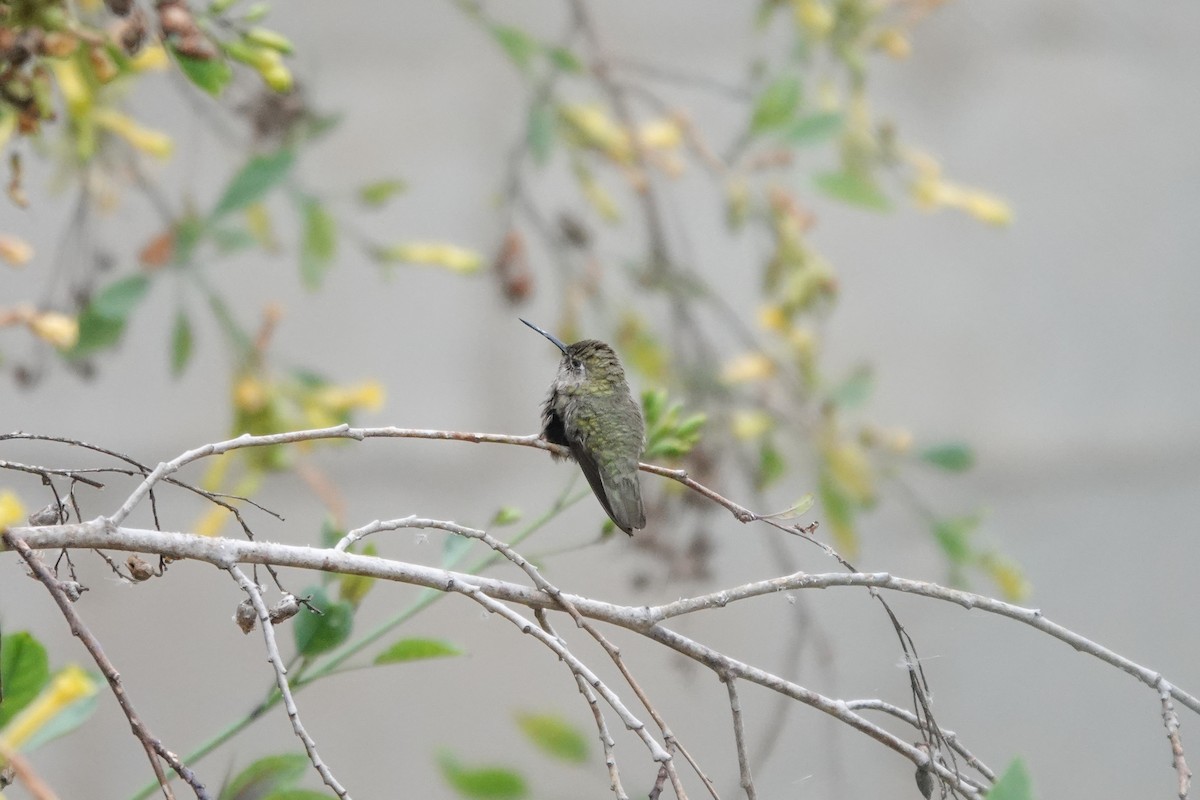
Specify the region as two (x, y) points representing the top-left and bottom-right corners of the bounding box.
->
(569, 440), (644, 535)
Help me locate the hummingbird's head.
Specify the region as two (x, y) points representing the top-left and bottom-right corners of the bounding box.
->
(520, 319), (628, 393)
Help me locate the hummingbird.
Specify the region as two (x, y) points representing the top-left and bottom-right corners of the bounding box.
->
(521, 318), (647, 535)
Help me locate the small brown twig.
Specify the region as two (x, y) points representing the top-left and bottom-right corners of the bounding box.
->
(1162, 688), (1192, 799)
(2, 533), (209, 800)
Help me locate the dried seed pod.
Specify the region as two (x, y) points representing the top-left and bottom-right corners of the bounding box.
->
(105, 0), (134, 16)
(268, 593), (300, 625)
(126, 554), (154, 582)
(234, 599), (257, 634)
(28, 500), (66, 526)
(59, 580), (87, 602)
(172, 32), (216, 60)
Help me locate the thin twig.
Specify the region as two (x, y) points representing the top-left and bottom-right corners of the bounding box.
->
(2, 532), (209, 800)
(1161, 689), (1192, 799)
(536, 608), (629, 800)
(721, 675), (757, 800)
(227, 566), (351, 799)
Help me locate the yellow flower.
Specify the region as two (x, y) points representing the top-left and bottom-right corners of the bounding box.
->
(233, 374), (270, 413)
(825, 441), (875, 505)
(961, 190), (1013, 226)
(0, 490), (25, 529)
(638, 118), (682, 151)
(720, 352), (776, 384)
(0, 666), (98, 752)
(377, 242), (484, 273)
(129, 44), (169, 72)
(0, 234), (33, 266)
(50, 58), (91, 117)
(875, 29), (912, 60)
(793, 0), (834, 39)
(559, 104), (632, 163)
(731, 409), (773, 441)
(310, 380), (385, 416)
(93, 109), (173, 158)
(28, 312), (79, 349)
(757, 304), (789, 334)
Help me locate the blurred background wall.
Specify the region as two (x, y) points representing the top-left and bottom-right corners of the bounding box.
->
(3, 1), (1199, 798)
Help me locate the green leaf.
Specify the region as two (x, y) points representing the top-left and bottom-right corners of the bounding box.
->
(756, 439), (786, 490)
(170, 45), (233, 97)
(438, 751), (527, 800)
(489, 506), (522, 527)
(818, 470), (858, 554)
(374, 637), (463, 665)
(299, 197), (337, 289)
(750, 76), (801, 134)
(933, 514), (980, 565)
(784, 112), (843, 144)
(490, 25), (537, 72)
(220, 753), (308, 800)
(212, 150), (295, 219)
(0, 631), (51, 727)
(319, 517), (344, 549)
(813, 170), (891, 211)
(90, 275), (151, 320)
(22, 686), (99, 752)
(527, 101), (556, 166)
(68, 307), (128, 359)
(358, 179), (407, 207)
(292, 587), (354, 657)
(211, 227), (258, 253)
(827, 365), (873, 409)
(987, 758), (1033, 800)
(546, 46), (583, 73)
(919, 442), (975, 472)
(514, 712), (589, 763)
(338, 543), (376, 606)
(170, 310), (193, 377)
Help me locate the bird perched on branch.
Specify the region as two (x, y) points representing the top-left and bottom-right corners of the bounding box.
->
(521, 318), (646, 535)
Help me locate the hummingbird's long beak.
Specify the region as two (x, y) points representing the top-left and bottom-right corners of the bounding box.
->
(520, 318), (569, 355)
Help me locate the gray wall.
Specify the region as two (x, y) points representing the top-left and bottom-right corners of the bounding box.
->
(3, 1), (1199, 798)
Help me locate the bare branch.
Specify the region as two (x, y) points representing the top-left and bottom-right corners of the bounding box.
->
(2, 532), (209, 800)
(1161, 689), (1192, 799)
(721, 675), (756, 800)
(227, 566), (351, 799)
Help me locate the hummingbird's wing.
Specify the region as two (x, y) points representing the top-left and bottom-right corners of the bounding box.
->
(567, 439), (643, 535)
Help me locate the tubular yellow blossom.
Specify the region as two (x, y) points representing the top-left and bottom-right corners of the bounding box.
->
(50, 58), (91, 117)
(961, 191), (1013, 226)
(0, 666), (98, 752)
(0, 234), (33, 266)
(314, 380), (385, 413)
(637, 118), (682, 151)
(233, 374), (270, 412)
(731, 409), (774, 441)
(129, 44), (169, 72)
(825, 441), (875, 505)
(0, 490), (25, 529)
(721, 352), (776, 384)
(378, 242), (484, 273)
(28, 312), (80, 349)
(93, 109), (173, 158)
(559, 104), (632, 163)
(757, 304), (789, 334)
(875, 29), (911, 60)
(793, 0), (834, 39)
